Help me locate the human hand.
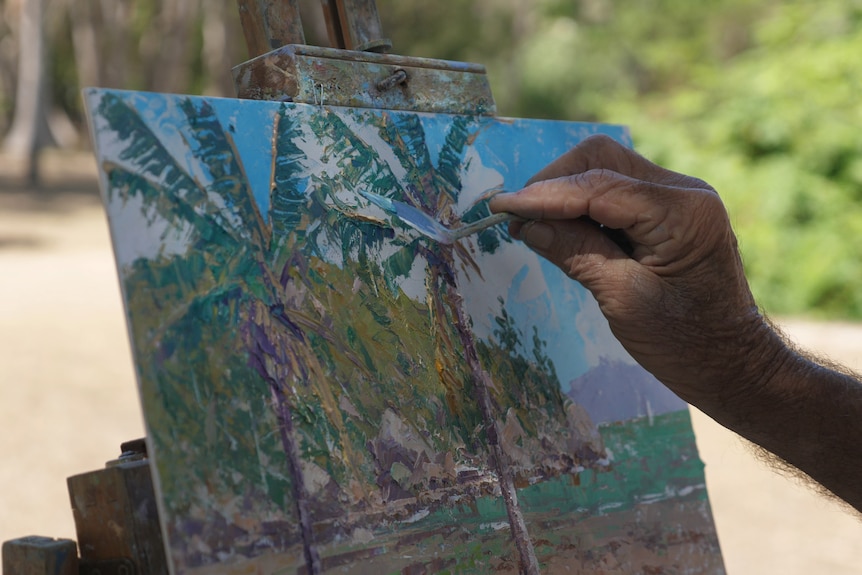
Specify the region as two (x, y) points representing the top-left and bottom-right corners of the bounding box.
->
(489, 135), (783, 412)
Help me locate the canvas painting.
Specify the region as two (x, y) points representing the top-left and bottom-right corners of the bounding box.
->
(86, 88), (725, 575)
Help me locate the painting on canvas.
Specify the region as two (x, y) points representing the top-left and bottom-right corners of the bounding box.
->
(86, 88), (725, 574)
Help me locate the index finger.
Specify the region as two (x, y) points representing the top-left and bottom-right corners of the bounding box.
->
(490, 169), (717, 246)
(528, 134), (711, 191)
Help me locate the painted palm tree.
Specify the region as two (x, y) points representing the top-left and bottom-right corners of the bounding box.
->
(96, 93), (485, 570)
(376, 112), (542, 574)
(95, 92), (373, 573)
(95, 91), (584, 574)
(298, 107), (542, 574)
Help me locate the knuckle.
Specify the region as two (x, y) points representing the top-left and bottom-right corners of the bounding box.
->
(580, 134), (627, 164)
(688, 175), (713, 191)
(574, 168), (616, 188)
(696, 187), (729, 217)
(580, 133), (617, 151)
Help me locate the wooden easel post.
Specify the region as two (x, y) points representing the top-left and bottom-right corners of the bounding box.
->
(2, 537), (77, 575)
(236, 0), (306, 57)
(318, 0), (391, 52)
(236, 0), (392, 55)
(66, 439), (167, 575)
(3, 439), (164, 575)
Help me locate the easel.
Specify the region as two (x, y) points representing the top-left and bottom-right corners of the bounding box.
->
(2, 2), (497, 574)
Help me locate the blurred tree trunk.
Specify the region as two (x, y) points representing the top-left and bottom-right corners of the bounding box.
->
(69, 0), (102, 88)
(507, 0), (531, 109)
(143, 0), (198, 93)
(0, 2), (19, 131)
(70, 0), (136, 90)
(99, 0), (133, 89)
(3, 0), (53, 185)
(202, 0), (240, 96)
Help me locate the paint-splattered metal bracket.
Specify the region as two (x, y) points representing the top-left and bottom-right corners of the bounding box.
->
(232, 1), (496, 115)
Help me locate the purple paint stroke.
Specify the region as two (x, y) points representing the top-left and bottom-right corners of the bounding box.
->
(270, 381), (322, 575)
(240, 305), (319, 574)
(271, 303), (305, 342)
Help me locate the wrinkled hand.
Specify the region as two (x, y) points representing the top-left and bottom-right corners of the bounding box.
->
(489, 135), (779, 411)
(491, 135), (862, 510)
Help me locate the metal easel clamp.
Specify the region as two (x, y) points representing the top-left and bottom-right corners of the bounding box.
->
(232, 0), (497, 115)
(233, 44), (496, 115)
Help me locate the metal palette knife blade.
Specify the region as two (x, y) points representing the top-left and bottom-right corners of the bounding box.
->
(359, 190), (521, 244)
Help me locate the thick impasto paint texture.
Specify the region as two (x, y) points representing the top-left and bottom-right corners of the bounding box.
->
(86, 89), (725, 575)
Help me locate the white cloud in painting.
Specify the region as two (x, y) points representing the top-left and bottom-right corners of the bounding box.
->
(511, 252), (551, 304)
(399, 254), (428, 303)
(107, 191), (194, 272)
(456, 147), (504, 214)
(456, 240), (550, 339)
(450, 146), (549, 341)
(341, 111), (409, 185)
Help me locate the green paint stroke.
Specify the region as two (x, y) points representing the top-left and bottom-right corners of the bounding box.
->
(316, 410), (713, 574)
(410, 410), (705, 531)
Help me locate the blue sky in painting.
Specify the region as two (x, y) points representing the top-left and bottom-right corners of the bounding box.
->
(459, 116), (633, 390)
(210, 98), (279, 221)
(117, 91), (638, 405)
(125, 93), (280, 222)
(471, 116), (631, 191)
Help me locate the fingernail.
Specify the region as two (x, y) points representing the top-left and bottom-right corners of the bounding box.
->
(522, 222), (555, 250)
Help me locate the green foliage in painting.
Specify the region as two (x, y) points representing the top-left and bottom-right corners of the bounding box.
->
(98, 93), (306, 551)
(95, 92), (602, 566)
(479, 299), (569, 441)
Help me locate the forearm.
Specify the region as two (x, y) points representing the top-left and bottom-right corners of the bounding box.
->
(700, 322), (862, 511)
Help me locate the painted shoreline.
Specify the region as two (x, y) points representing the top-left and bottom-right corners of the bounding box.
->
(182, 411), (723, 574)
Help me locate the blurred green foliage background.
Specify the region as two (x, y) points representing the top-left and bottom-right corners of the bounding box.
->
(2, 0), (861, 319)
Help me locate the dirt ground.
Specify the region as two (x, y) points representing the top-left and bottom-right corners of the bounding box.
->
(1, 151), (861, 574)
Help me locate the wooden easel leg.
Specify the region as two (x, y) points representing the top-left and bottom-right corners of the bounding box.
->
(2, 536), (78, 575)
(67, 439), (168, 575)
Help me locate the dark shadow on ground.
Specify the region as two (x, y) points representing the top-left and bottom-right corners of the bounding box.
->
(0, 150), (102, 214)
(0, 177), (102, 214)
